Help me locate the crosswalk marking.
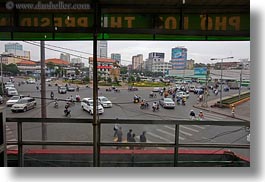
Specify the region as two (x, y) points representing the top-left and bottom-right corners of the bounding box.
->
(192, 125), (205, 129)
(135, 135), (167, 150)
(180, 126), (199, 132)
(147, 132), (173, 142)
(156, 128), (184, 140)
(164, 125), (193, 137)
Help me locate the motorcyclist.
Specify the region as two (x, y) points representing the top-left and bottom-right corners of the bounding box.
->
(70, 95), (74, 102)
(189, 110), (196, 120)
(198, 111), (204, 120)
(50, 91), (54, 100)
(54, 98), (58, 108)
(152, 101), (159, 111)
(75, 94), (81, 102)
(182, 96), (187, 105)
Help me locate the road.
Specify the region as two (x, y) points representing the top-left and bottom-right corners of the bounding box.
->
(4, 77), (250, 159)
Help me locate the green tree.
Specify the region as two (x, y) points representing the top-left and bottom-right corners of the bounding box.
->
(120, 66), (128, 74)
(136, 76), (141, 82)
(128, 75), (135, 83)
(3, 63), (19, 75)
(75, 69), (80, 76)
(107, 77), (112, 83)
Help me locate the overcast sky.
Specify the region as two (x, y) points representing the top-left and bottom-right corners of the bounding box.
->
(0, 41), (250, 66)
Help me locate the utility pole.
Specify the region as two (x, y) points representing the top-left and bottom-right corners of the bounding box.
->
(202, 65), (210, 107)
(211, 57), (234, 108)
(40, 41), (47, 149)
(0, 55), (4, 95)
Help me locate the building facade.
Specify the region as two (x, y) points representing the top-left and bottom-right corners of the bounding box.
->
(132, 54), (143, 70)
(88, 57), (119, 80)
(111, 53), (121, 65)
(145, 52), (165, 71)
(169, 47), (187, 70)
(152, 62), (172, 74)
(60, 53), (70, 62)
(186, 59), (195, 70)
(97, 41), (108, 58)
(3, 43), (31, 65)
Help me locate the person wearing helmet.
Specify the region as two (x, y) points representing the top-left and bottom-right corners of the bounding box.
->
(198, 111), (204, 120)
(189, 110), (196, 120)
(231, 104), (235, 117)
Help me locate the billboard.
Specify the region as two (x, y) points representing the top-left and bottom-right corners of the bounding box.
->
(194, 67), (207, 75)
(172, 48), (183, 59)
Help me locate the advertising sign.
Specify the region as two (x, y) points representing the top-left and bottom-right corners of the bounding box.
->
(172, 48), (183, 59)
(194, 67), (207, 75)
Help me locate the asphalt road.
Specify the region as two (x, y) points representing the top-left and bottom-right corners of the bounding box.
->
(4, 77), (250, 159)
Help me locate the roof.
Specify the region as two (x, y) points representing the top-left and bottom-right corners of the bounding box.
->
(45, 58), (69, 66)
(17, 60), (37, 65)
(89, 57), (116, 63)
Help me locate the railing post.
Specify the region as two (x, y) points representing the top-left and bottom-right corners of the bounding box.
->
(174, 124), (179, 167)
(17, 121), (23, 167)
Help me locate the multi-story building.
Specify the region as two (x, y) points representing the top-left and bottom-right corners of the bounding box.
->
(2, 43), (31, 65)
(111, 53), (121, 65)
(97, 41), (108, 58)
(132, 54), (143, 71)
(152, 62), (172, 74)
(88, 57), (119, 80)
(169, 47), (187, 70)
(186, 59), (195, 70)
(60, 53), (70, 62)
(145, 52), (165, 71)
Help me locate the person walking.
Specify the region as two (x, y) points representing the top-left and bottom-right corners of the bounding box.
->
(231, 104), (235, 117)
(129, 133), (136, 150)
(127, 129), (133, 142)
(116, 126), (123, 149)
(113, 124), (120, 137)
(140, 131), (147, 149)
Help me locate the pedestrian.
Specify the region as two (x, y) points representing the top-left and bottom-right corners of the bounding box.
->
(116, 126), (123, 149)
(127, 129), (133, 142)
(231, 104), (235, 117)
(129, 133), (136, 150)
(140, 131), (147, 150)
(113, 124), (120, 137)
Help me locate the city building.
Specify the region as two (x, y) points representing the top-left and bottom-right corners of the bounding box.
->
(16, 60), (40, 75)
(186, 59), (195, 70)
(214, 61), (241, 70)
(2, 43), (30, 65)
(88, 57), (119, 80)
(111, 53), (121, 65)
(145, 52), (165, 71)
(132, 54), (143, 70)
(152, 62), (172, 75)
(60, 53), (70, 62)
(70, 57), (84, 68)
(169, 47), (187, 70)
(97, 41), (108, 58)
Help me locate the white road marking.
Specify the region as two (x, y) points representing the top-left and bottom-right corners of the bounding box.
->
(156, 128), (184, 140)
(135, 135), (166, 150)
(180, 126), (199, 132)
(147, 132), (173, 142)
(192, 125), (205, 129)
(164, 125), (192, 136)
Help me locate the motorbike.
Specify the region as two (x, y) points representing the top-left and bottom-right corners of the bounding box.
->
(64, 109), (71, 117)
(140, 102), (149, 109)
(152, 105), (159, 112)
(54, 101), (58, 108)
(182, 99), (186, 105)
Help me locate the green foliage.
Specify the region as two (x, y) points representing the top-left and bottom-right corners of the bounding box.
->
(107, 77), (112, 83)
(136, 76), (141, 82)
(3, 63), (19, 75)
(128, 75), (135, 83)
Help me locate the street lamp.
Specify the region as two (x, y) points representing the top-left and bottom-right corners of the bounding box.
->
(210, 56), (234, 107)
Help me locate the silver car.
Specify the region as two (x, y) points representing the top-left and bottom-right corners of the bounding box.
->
(11, 97), (36, 112)
(159, 98), (175, 109)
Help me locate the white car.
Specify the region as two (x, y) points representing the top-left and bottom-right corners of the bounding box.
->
(247, 133), (250, 142)
(6, 95), (22, 107)
(176, 91), (189, 98)
(11, 97), (36, 112)
(98, 96), (112, 108)
(27, 79), (36, 84)
(153, 87), (161, 92)
(81, 98), (104, 115)
(7, 88), (18, 97)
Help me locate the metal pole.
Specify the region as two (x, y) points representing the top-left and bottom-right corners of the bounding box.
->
(239, 67), (242, 100)
(40, 41), (47, 149)
(174, 124), (179, 167)
(17, 121), (23, 167)
(92, 2), (100, 167)
(0, 56), (4, 96)
(219, 59), (223, 108)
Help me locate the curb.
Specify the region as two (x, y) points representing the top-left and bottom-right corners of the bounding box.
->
(193, 104), (250, 122)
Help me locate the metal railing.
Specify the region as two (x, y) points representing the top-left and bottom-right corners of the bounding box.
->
(6, 117), (250, 167)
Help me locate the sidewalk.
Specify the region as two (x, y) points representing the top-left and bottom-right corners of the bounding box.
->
(193, 98), (250, 122)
